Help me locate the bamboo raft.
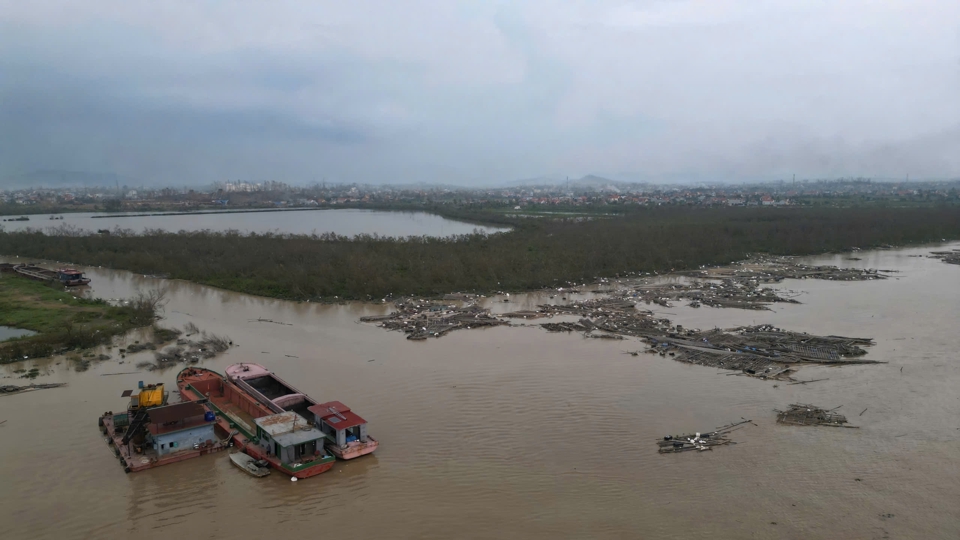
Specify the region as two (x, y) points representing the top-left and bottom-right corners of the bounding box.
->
(775, 404), (857, 428)
(657, 419), (753, 454)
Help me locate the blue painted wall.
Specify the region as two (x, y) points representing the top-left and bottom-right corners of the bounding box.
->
(151, 424), (216, 456)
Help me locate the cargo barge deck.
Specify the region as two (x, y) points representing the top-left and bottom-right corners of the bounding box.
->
(177, 367), (336, 479)
(226, 363), (379, 460)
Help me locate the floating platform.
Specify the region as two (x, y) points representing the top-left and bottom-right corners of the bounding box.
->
(98, 407), (229, 473)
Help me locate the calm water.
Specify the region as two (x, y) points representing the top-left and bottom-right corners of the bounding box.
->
(0, 208), (507, 237)
(0, 326), (35, 341)
(0, 243), (958, 539)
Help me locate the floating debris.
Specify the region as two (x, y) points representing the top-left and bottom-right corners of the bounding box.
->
(152, 334), (231, 365)
(644, 325), (880, 380)
(535, 298), (670, 338)
(360, 299), (509, 340)
(609, 279), (801, 311)
(442, 293), (478, 301)
(152, 326), (182, 343)
(928, 250), (960, 265)
(682, 255), (890, 282)
(501, 310), (550, 319)
(124, 332), (234, 371)
(124, 342), (157, 353)
(0, 383), (67, 396)
(657, 419), (752, 454)
(775, 404), (857, 428)
(248, 317), (293, 326)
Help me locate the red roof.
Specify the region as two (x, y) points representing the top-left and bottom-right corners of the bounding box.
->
(308, 401), (366, 431)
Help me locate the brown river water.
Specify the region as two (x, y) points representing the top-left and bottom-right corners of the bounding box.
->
(1, 243), (958, 539)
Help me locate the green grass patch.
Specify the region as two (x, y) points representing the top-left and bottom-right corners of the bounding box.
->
(0, 275), (160, 364)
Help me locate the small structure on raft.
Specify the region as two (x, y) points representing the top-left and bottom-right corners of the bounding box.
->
(308, 401), (377, 460)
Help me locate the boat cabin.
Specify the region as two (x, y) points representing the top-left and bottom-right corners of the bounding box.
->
(145, 402), (217, 456)
(253, 411), (327, 465)
(113, 401), (217, 458)
(57, 268), (89, 286)
(308, 401), (369, 447)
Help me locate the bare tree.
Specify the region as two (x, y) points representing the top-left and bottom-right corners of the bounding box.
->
(129, 286), (169, 324)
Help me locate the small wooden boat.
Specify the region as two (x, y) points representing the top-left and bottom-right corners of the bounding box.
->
(229, 452), (271, 477)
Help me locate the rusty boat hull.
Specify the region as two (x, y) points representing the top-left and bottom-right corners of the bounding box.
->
(176, 367), (335, 479)
(329, 436), (380, 460)
(227, 363), (379, 460)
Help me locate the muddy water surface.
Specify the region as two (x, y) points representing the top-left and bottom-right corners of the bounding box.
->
(1, 244), (958, 539)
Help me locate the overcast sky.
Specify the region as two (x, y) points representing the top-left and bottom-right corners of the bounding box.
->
(1, 0), (958, 186)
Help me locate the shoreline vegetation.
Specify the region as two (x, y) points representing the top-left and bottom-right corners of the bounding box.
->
(0, 275), (163, 364)
(0, 206), (958, 302)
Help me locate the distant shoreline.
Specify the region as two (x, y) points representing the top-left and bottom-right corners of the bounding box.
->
(2, 205), (957, 302)
(89, 206), (333, 219)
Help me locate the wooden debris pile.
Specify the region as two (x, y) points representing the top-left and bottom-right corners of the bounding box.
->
(929, 250), (960, 265)
(360, 299), (508, 340)
(657, 419), (752, 454)
(683, 255), (890, 282)
(615, 279), (800, 311)
(501, 310), (549, 319)
(0, 383), (67, 396)
(643, 324), (879, 380)
(151, 333), (232, 365)
(128, 324), (233, 371)
(776, 404), (856, 428)
(534, 298), (671, 338)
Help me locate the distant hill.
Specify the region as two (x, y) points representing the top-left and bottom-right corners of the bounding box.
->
(2, 170), (136, 190)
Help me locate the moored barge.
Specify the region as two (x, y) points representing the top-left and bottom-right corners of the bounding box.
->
(177, 366), (336, 478)
(97, 383), (229, 473)
(12, 264), (90, 286)
(226, 363), (379, 459)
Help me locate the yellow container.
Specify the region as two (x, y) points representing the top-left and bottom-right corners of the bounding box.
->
(137, 384), (165, 408)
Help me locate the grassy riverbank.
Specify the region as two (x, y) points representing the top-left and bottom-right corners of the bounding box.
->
(0, 275), (159, 363)
(1, 206), (959, 302)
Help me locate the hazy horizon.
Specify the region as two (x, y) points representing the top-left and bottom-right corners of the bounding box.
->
(2, 1), (959, 187)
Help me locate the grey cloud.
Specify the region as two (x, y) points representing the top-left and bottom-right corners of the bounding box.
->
(1, 1), (958, 186)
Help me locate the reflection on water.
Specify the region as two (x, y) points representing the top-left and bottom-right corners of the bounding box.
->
(0, 208), (508, 237)
(1, 242), (959, 539)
